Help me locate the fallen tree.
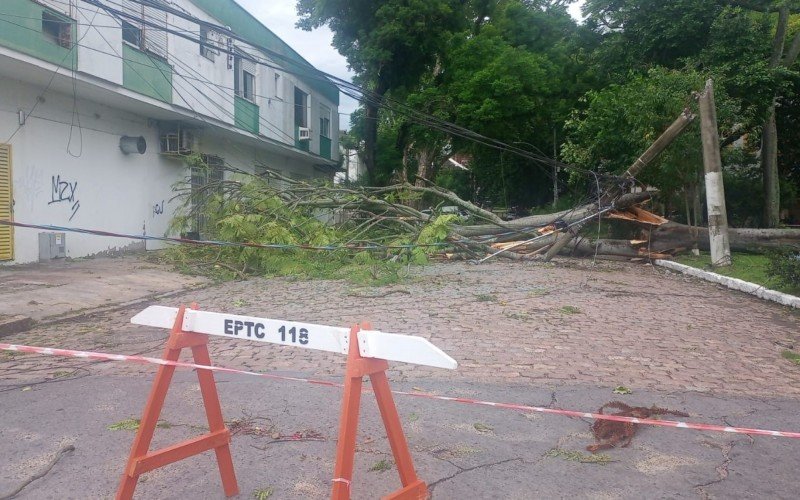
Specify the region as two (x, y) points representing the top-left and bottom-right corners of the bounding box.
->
(649, 223), (800, 253)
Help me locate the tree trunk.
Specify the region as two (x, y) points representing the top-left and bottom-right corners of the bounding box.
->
(362, 79), (388, 185)
(760, 6), (789, 228)
(650, 222), (800, 253)
(363, 99), (379, 185)
(762, 106), (781, 227)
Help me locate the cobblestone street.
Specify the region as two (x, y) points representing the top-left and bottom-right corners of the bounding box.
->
(4, 259), (799, 397)
(2, 258), (800, 499)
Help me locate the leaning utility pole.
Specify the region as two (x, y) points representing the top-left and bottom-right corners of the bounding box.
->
(698, 79), (732, 267)
(542, 108), (696, 262)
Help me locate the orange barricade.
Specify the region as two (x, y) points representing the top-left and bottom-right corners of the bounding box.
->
(118, 306), (426, 499)
(331, 323), (428, 500)
(116, 304), (239, 500)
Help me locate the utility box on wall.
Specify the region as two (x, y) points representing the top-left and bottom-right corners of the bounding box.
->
(38, 232), (66, 261)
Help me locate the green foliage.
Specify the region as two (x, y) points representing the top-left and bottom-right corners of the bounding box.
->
(562, 67), (745, 212)
(252, 487), (274, 500)
(677, 251), (800, 295)
(766, 249), (800, 288)
(781, 349), (800, 365)
(107, 418), (140, 431)
(368, 459), (393, 472)
(165, 175), (457, 285)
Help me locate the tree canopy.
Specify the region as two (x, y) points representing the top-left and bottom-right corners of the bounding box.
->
(299, 0), (800, 227)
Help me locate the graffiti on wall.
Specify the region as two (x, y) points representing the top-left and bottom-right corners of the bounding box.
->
(48, 175), (80, 221)
(153, 200), (164, 217)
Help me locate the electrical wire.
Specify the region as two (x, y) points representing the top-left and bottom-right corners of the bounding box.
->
(0, 219), (451, 251)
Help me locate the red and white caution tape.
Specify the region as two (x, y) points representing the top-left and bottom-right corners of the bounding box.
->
(3, 342), (800, 440)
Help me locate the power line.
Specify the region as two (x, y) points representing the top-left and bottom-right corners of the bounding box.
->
(81, 0), (589, 179)
(0, 219), (451, 251)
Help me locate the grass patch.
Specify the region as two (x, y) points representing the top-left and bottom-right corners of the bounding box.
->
(476, 293), (497, 302)
(781, 350), (800, 365)
(559, 305), (581, 314)
(506, 311), (532, 321)
(545, 448), (615, 465)
(612, 386), (632, 395)
(107, 418), (172, 431)
(675, 252), (800, 296)
(473, 422), (494, 434)
(369, 459), (393, 472)
(253, 487), (274, 499)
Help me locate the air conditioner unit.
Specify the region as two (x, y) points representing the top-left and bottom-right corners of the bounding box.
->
(298, 127), (311, 141)
(159, 128), (195, 155)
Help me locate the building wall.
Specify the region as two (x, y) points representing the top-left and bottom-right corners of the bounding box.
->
(0, 76), (183, 264)
(0, 0), (340, 264)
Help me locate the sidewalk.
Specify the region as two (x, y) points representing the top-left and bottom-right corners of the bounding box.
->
(0, 254), (208, 334)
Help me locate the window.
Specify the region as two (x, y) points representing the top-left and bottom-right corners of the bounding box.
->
(190, 155), (224, 238)
(294, 87), (309, 128)
(42, 10), (72, 49)
(121, 1), (167, 59)
(319, 105), (331, 138)
(122, 20), (142, 47)
(242, 71), (255, 101)
(234, 53), (256, 102)
(200, 26), (214, 61)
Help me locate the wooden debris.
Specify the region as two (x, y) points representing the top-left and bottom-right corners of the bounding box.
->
(606, 206), (669, 226)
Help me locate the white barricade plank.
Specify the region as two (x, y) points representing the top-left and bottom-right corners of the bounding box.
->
(358, 330), (458, 369)
(132, 306), (350, 354)
(131, 306), (458, 369)
(183, 309), (350, 354)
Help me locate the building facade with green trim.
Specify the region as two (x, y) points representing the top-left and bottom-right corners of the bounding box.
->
(0, 0), (340, 264)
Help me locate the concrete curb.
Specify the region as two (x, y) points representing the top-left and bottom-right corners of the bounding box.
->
(655, 259), (800, 309)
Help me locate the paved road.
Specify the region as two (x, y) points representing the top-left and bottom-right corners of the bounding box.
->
(1, 259), (799, 498)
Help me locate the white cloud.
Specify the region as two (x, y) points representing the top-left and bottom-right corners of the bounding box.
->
(235, 0), (359, 128)
(569, 0), (585, 22)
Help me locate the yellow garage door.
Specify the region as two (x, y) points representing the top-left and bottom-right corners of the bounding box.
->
(0, 144), (12, 261)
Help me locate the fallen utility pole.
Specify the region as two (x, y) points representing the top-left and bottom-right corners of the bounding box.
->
(541, 108), (697, 262)
(698, 79), (732, 267)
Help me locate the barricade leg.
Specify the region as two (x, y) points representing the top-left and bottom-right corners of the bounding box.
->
(370, 370), (427, 499)
(330, 323), (427, 500)
(116, 304), (238, 500)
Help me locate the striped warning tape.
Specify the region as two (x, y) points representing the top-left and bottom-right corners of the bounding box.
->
(3, 342), (800, 440)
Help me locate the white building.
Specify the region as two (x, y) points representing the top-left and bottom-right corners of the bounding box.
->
(0, 0), (340, 264)
(334, 147), (367, 185)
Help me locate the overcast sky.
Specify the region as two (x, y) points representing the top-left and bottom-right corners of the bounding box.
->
(238, 0), (586, 129)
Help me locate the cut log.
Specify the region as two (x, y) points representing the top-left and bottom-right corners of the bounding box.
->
(564, 239), (673, 260)
(649, 222), (800, 253)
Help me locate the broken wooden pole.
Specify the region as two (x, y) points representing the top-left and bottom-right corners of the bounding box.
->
(698, 79), (732, 267)
(542, 108), (697, 262)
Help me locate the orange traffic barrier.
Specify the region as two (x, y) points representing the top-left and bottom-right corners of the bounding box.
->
(331, 323), (428, 500)
(116, 304), (239, 500)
